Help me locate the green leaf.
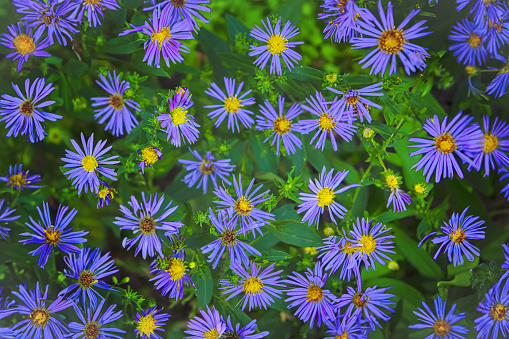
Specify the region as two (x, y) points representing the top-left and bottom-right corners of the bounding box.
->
(393, 138), (425, 189)
(195, 266), (213, 307)
(259, 249), (289, 261)
(102, 35), (140, 55)
(286, 66), (324, 83)
(64, 59), (88, 79)
(266, 222), (322, 247)
(438, 271), (472, 287)
(225, 14), (251, 45)
(376, 209), (417, 224)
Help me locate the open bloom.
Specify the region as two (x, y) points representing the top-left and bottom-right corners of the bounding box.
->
(318, 235), (360, 281)
(474, 281), (509, 339)
(158, 87), (200, 147)
(0, 22), (51, 72)
(350, 1), (432, 76)
(297, 166), (359, 229)
(19, 202), (87, 268)
(384, 172), (411, 212)
(220, 261), (285, 311)
(68, 299), (125, 339)
(138, 146), (163, 174)
(62, 133), (120, 194)
(284, 262), (336, 329)
(184, 306), (226, 339)
(0, 164), (41, 190)
(0, 199), (19, 239)
(485, 17), (509, 55)
(0, 78), (61, 143)
(201, 209), (261, 269)
(114, 192), (183, 259)
(319, 0), (374, 43)
(135, 307), (170, 339)
(449, 18), (488, 66)
(70, 0), (120, 27)
(256, 96), (306, 156)
(91, 71), (140, 137)
(150, 252), (195, 300)
(59, 247), (119, 309)
(178, 148), (235, 194)
(327, 83), (383, 124)
(409, 295), (468, 339)
(93, 181), (116, 209)
(143, 0), (211, 29)
(204, 77), (256, 132)
(409, 112), (482, 183)
(119, 8), (193, 68)
(249, 17), (303, 75)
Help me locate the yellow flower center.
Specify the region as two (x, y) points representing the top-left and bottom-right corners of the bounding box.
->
(234, 196), (253, 215)
(13, 34), (36, 56)
(385, 175), (398, 189)
(414, 183), (426, 194)
(434, 134), (457, 155)
(343, 241), (358, 255)
(82, 155), (98, 172)
(273, 117), (292, 135)
(335, 333), (348, 339)
(433, 320), (451, 337)
(317, 186), (335, 207)
(84, 0), (101, 5)
(167, 257), (186, 281)
(362, 128), (374, 138)
(142, 147), (160, 166)
(204, 328), (220, 339)
(151, 27), (172, 49)
(243, 277), (264, 296)
(267, 34), (288, 55)
(98, 188), (113, 200)
(170, 106), (188, 126)
(29, 308), (50, 328)
(221, 229), (237, 246)
(199, 161), (214, 175)
(224, 95), (243, 113)
(359, 235), (376, 255)
(306, 285), (323, 303)
(79, 270), (98, 288)
(469, 33), (482, 48)
(109, 94), (124, 110)
(449, 228), (466, 244)
(326, 73), (338, 83)
(84, 321), (100, 339)
(353, 293), (369, 308)
(483, 134), (498, 153)
(20, 100), (35, 117)
(345, 95), (359, 105)
(139, 217), (156, 235)
(137, 314), (159, 337)
(9, 172), (29, 189)
(318, 113), (336, 131)
(44, 226), (61, 245)
(379, 29), (406, 54)
(491, 303), (508, 321)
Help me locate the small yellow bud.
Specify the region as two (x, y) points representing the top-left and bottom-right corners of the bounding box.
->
(362, 127), (375, 139)
(189, 262), (196, 269)
(388, 261), (399, 271)
(323, 227), (335, 237)
(303, 247), (317, 255)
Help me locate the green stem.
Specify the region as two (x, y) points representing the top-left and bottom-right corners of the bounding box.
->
(10, 189), (21, 208)
(351, 163), (373, 207)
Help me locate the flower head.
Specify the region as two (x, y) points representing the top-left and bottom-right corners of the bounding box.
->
(70, 0), (120, 27)
(68, 299), (126, 339)
(487, 60), (509, 98)
(178, 148), (235, 194)
(204, 77), (256, 132)
(318, 235), (360, 281)
(0, 22), (51, 72)
(409, 112), (483, 183)
(93, 181), (116, 209)
(0, 164), (41, 190)
(150, 252), (195, 300)
(409, 295), (468, 339)
(297, 166), (359, 229)
(62, 133), (120, 194)
(135, 307), (171, 339)
(138, 146), (163, 174)
(184, 305), (226, 339)
(220, 261), (285, 311)
(383, 171), (411, 212)
(91, 71), (140, 137)
(223, 317), (269, 339)
(144, 0), (211, 29)
(59, 247), (119, 309)
(323, 314), (369, 339)
(319, 0), (374, 43)
(284, 262), (336, 328)
(0, 78), (61, 143)
(256, 96), (306, 155)
(19, 202), (88, 268)
(350, 1), (432, 76)
(114, 193), (183, 259)
(485, 17), (509, 55)
(327, 83), (383, 124)
(0, 199), (19, 239)
(474, 281), (509, 339)
(449, 18), (488, 66)
(249, 17), (303, 75)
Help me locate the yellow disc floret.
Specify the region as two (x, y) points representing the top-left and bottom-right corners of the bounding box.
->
(13, 34), (36, 56)
(379, 30), (406, 54)
(224, 95), (243, 113)
(151, 27), (172, 49)
(306, 285), (323, 303)
(167, 257), (187, 281)
(243, 277), (264, 296)
(483, 134), (498, 153)
(434, 134), (457, 155)
(359, 235), (376, 255)
(273, 117), (292, 135)
(317, 187), (335, 207)
(170, 106), (188, 125)
(137, 313), (159, 337)
(267, 34), (288, 55)
(82, 155), (98, 172)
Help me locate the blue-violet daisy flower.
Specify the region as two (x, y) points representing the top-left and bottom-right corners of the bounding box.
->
(223, 317), (269, 339)
(324, 314), (369, 339)
(184, 305), (226, 339)
(474, 281), (509, 339)
(318, 235), (360, 281)
(93, 181), (116, 209)
(143, 0), (211, 29)
(138, 146), (163, 174)
(0, 199), (19, 239)
(70, 0), (120, 27)
(327, 83), (383, 124)
(448, 18), (488, 66)
(68, 299), (126, 339)
(135, 307), (171, 339)
(0, 164), (41, 190)
(149, 252), (195, 300)
(500, 167), (509, 201)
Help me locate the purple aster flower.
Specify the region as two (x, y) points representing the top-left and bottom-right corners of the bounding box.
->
(62, 133), (120, 194)
(469, 0), (508, 25)
(135, 307), (170, 339)
(324, 315), (369, 339)
(284, 262), (336, 329)
(119, 8), (193, 68)
(350, 1), (432, 76)
(93, 181), (116, 208)
(249, 17), (303, 75)
(0, 282), (73, 338)
(474, 281), (509, 339)
(449, 18), (488, 66)
(212, 174), (274, 236)
(19, 202), (87, 268)
(409, 295), (468, 339)
(0, 328), (15, 339)
(91, 70), (140, 137)
(68, 299), (125, 339)
(1, 22), (51, 72)
(138, 146), (163, 174)
(69, 0), (120, 27)
(220, 261), (285, 311)
(0, 77), (61, 143)
(0, 199), (19, 239)
(318, 235), (360, 281)
(487, 60), (509, 98)
(319, 0), (374, 43)
(485, 18), (509, 55)
(337, 285), (396, 330)
(300, 92), (358, 151)
(178, 148), (235, 194)
(297, 166), (359, 229)
(420, 206), (486, 267)
(59, 247), (119, 309)
(204, 77), (256, 132)
(501, 167), (509, 201)
(468, 115), (509, 176)
(158, 87), (200, 147)
(144, 0), (211, 29)
(256, 96), (306, 156)
(223, 317), (269, 339)
(408, 112), (483, 183)
(149, 252), (195, 300)
(327, 83), (383, 124)
(0, 164), (41, 190)
(184, 305), (226, 339)
(387, 187), (411, 212)
(201, 208), (261, 269)
(14, 0), (79, 46)
(113, 192), (183, 259)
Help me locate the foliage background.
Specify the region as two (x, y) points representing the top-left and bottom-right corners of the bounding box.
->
(0, 0), (509, 338)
